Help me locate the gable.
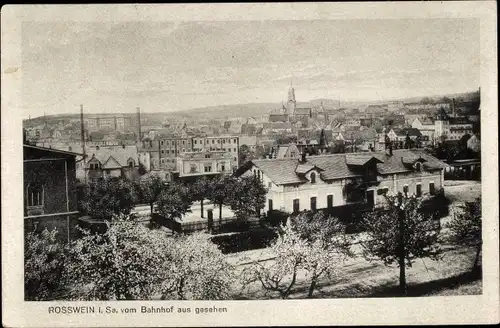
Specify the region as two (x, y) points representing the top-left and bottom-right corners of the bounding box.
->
(102, 156), (122, 169)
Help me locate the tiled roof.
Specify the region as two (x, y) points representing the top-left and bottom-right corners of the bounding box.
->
(295, 163), (316, 174)
(248, 149), (448, 185)
(88, 146), (138, 168)
(346, 154), (382, 166)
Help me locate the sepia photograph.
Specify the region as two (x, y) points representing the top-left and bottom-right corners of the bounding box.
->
(2, 3), (498, 327)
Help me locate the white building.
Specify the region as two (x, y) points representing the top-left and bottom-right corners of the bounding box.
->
(236, 150), (448, 214)
(175, 151), (234, 177)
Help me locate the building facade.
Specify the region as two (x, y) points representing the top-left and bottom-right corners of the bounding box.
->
(24, 145), (81, 243)
(235, 150), (447, 214)
(175, 150), (234, 177)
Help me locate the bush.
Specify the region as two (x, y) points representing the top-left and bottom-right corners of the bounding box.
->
(25, 228), (66, 300)
(210, 228), (278, 254)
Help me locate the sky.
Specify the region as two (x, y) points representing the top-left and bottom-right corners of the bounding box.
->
(21, 19), (479, 118)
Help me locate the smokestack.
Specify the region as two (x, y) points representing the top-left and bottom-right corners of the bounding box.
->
(451, 98), (456, 117)
(136, 107), (142, 142)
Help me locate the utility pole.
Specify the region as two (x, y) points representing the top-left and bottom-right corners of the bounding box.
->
(397, 192), (407, 296)
(80, 104), (87, 184)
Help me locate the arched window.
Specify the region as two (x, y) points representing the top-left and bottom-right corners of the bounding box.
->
(310, 172), (316, 184)
(415, 162), (422, 171)
(128, 159), (135, 168)
(26, 183), (44, 207)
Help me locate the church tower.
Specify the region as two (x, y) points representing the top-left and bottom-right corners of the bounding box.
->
(286, 81), (296, 115)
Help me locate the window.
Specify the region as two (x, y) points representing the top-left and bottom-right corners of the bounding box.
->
(161, 141), (164, 146)
(26, 184), (44, 207)
(212, 140), (215, 144)
(310, 172), (316, 184)
(233, 138), (237, 143)
(161, 150), (165, 154)
(429, 182), (435, 195)
(416, 183), (422, 197)
(403, 184), (409, 196)
(327, 195), (333, 209)
(415, 162), (422, 171)
(234, 148), (237, 152)
(367, 189), (375, 207)
(194, 140), (197, 144)
(205, 154), (211, 159)
(293, 199), (300, 214)
(310, 197), (317, 212)
(377, 187), (389, 195)
(128, 160), (134, 168)
(221, 165), (225, 172)
(204, 165), (212, 172)
(268, 199), (273, 212)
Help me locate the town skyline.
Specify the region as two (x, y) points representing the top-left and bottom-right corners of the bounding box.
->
(21, 19), (479, 119)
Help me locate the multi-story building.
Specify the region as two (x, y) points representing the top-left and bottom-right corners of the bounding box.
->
(148, 134), (240, 172)
(235, 149), (448, 214)
(175, 150), (234, 177)
(434, 108), (473, 141)
(85, 114), (131, 131)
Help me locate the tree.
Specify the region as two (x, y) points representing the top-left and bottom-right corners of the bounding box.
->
(242, 214), (352, 299)
(139, 176), (166, 214)
(190, 177), (212, 218)
(241, 220), (307, 299)
(290, 212), (353, 297)
(361, 193), (442, 296)
(156, 182), (193, 221)
(64, 218), (169, 300)
(24, 228), (66, 300)
(230, 176), (267, 221)
(238, 144), (255, 166)
(446, 197), (482, 270)
(209, 175), (235, 220)
(79, 177), (139, 221)
(158, 233), (235, 300)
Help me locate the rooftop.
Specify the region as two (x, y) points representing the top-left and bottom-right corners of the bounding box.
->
(239, 149), (447, 185)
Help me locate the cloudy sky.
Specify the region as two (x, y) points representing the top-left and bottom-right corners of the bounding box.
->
(21, 19), (479, 118)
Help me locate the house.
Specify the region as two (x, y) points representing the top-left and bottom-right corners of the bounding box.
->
(410, 117), (435, 144)
(24, 144), (81, 243)
(84, 145), (140, 182)
(235, 149), (448, 214)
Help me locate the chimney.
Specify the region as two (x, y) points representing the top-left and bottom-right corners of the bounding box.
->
(451, 98), (456, 117)
(300, 152), (306, 163)
(136, 107), (142, 142)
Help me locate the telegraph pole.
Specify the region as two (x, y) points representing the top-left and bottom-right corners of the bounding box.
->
(80, 104), (87, 184)
(397, 192), (407, 296)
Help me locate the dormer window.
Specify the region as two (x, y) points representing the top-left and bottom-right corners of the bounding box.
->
(310, 172), (316, 184)
(415, 162), (422, 171)
(128, 159), (135, 168)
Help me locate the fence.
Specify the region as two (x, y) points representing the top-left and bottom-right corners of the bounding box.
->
(150, 213), (262, 234)
(24, 211), (82, 243)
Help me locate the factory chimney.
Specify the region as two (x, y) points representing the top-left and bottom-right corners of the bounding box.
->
(136, 107), (142, 142)
(451, 98), (456, 117)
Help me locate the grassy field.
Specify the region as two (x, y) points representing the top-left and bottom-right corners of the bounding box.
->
(230, 244), (481, 299)
(227, 180), (482, 300)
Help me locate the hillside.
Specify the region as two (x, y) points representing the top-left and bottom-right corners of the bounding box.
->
(23, 90), (480, 124)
